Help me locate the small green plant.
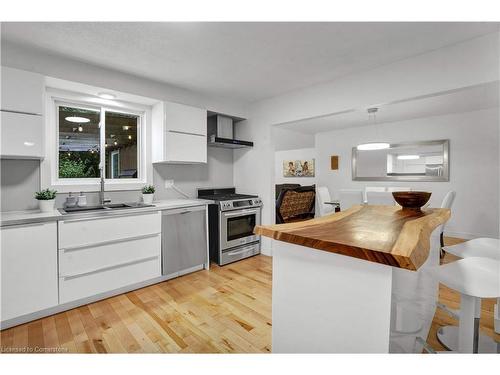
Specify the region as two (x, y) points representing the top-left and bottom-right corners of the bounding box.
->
(35, 188), (57, 200)
(142, 185), (155, 194)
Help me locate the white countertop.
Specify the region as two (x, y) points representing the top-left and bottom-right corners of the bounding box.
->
(0, 198), (213, 227)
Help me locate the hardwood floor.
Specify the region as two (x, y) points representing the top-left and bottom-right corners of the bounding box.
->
(0, 237), (498, 353)
(0, 255), (272, 353)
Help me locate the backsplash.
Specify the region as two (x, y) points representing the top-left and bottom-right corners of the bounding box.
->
(1, 159), (40, 211)
(1, 148), (234, 211)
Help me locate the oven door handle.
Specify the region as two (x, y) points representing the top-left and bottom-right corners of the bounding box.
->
(222, 209), (259, 217)
(226, 245), (258, 256)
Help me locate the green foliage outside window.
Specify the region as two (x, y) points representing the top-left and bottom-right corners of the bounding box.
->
(59, 152), (100, 178)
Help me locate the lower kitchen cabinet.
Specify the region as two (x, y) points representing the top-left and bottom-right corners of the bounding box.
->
(58, 212), (162, 304)
(161, 206), (208, 278)
(0, 222), (58, 322)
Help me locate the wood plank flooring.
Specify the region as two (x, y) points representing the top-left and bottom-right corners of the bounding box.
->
(0, 237), (498, 353)
(0, 255), (272, 353)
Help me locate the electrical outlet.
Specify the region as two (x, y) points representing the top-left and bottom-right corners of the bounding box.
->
(164, 179), (174, 188)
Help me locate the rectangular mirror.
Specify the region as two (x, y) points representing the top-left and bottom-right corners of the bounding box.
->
(352, 139), (449, 181)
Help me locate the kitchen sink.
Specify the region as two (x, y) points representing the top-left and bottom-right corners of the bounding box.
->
(60, 202), (154, 214)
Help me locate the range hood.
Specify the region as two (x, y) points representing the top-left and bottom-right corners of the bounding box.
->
(207, 115), (253, 149)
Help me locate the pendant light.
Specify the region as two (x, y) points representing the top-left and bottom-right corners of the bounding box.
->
(357, 108), (390, 151)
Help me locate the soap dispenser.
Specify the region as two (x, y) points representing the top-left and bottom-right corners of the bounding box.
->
(77, 192), (87, 207)
(65, 192), (77, 208)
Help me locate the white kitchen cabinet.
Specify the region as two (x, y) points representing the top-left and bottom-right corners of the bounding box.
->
(164, 131), (207, 164)
(1, 66), (44, 115)
(152, 101), (207, 164)
(1, 111), (44, 159)
(58, 212), (162, 304)
(58, 211), (161, 249)
(0, 222), (58, 323)
(164, 101), (207, 135)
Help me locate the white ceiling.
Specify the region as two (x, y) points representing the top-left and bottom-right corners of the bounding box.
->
(275, 81), (499, 134)
(1, 22), (498, 103)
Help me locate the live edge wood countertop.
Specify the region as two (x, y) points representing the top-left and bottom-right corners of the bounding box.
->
(254, 205), (450, 271)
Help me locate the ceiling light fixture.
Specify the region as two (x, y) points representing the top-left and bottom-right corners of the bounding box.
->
(122, 126), (129, 131)
(78, 126), (83, 132)
(357, 142), (391, 151)
(65, 116), (90, 123)
(114, 141), (118, 146)
(98, 92), (116, 100)
(128, 135), (132, 140)
(397, 154), (420, 160)
(357, 108), (390, 151)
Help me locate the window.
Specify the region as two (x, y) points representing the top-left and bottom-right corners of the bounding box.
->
(58, 105), (101, 178)
(56, 103), (142, 182)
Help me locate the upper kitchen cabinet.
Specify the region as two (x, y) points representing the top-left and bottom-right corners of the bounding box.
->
(152, 101), (208, 164)
(1, 66), (45, 159)
(1, 66), (44, 115)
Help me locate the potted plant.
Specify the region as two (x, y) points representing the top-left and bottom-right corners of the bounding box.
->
(142, 185), (155, 205)
(35, 188), (57, 212)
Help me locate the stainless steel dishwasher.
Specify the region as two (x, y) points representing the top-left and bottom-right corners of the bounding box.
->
(161, 205), (209, 279)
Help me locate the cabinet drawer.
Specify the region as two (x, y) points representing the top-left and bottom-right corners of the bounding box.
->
(165, 131), (207, 163)
(59, 234), (161, 277)
(59, 211), (161, 249)
(59, 256), (161, 304)
(1, 111), (43, 159)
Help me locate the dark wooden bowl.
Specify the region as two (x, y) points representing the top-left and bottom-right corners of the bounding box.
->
(392, 191), (432, 211)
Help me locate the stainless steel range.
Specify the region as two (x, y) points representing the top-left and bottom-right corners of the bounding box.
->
(197, 188), (262, 265)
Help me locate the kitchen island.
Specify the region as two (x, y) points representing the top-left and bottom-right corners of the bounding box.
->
(255, 205), (450, 353)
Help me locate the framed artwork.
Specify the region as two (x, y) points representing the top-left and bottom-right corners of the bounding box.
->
(283, 159), (315, 177)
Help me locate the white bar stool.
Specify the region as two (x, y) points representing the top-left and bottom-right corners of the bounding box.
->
(437, 257), (500, 353)
(437, 238), (500, 352)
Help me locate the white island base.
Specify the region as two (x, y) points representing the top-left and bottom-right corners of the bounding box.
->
(271, 232), (440, 353)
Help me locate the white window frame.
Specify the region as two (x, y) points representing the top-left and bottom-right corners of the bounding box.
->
(43, 88), (151, 193)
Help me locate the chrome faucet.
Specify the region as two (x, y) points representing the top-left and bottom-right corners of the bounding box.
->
(99, 167), (111, 206)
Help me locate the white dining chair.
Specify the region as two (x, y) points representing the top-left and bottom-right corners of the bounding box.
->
(439, 191), (456, 252)
(366, 191), (396, 206)
(317, 186), (335, 217)
(437, 237), (500, 352)
(437, 257), (500, 353)
(387, 186), (411, 192)
(364, 186), (386, 202)
(339, 189), (364, 211)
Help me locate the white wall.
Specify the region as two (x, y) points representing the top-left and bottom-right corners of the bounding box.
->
(153, 147), (234, 199)
(234, 32), (500, 254)
(273, 127), (315, 151)
(315, 108), (499, 239)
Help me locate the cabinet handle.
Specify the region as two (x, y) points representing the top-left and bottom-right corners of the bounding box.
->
(60, 232), (161, 252)
(1, 109), (42, 116)
(61, 210), (159, 223)
(226, 245), (257, 256)
(168, 130), (205, 137)
(61, 255), (159, 280)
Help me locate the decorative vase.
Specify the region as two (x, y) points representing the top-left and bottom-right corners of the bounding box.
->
(142, 193), (154, 205)
(38, 199), (56, 212)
